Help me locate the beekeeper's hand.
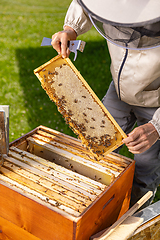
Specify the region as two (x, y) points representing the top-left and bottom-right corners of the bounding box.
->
(123, 123), (159, 154)
(51, 26), (77, 58)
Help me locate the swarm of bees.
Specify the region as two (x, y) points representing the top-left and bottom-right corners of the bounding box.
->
(39, 64), (116, 157)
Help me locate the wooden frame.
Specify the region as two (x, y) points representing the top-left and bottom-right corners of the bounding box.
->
(34, 56), (127, 157)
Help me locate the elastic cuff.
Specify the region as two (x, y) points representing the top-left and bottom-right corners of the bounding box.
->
(63, 23), (82, 37)
(149, 120), (160, 139)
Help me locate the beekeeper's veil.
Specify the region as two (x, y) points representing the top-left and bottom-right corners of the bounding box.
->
(78, 0), (160, 50)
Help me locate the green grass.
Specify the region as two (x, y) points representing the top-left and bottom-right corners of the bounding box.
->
(0, 0), (112, 141)
(0, 0), (159, 202)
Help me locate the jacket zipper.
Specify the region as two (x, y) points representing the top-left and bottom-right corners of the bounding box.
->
(117, 48), (128, 100)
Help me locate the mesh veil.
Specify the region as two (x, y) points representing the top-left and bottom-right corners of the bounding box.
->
(89, 15), (160, 50)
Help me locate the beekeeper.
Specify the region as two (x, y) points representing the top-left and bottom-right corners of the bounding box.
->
(51, 0), (160, 207)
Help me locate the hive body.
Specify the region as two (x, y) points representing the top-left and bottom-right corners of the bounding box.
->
(0, 126), (135, 240)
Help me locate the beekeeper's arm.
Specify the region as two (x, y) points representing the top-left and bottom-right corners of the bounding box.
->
(51, 0), (92, 57)
(123, 108), (160, 154)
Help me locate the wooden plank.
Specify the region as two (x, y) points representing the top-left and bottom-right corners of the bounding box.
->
(0, 215), (41, 240)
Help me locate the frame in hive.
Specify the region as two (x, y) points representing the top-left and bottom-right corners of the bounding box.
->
(34, 55), (127, 157)
(0, 126), (135, 240)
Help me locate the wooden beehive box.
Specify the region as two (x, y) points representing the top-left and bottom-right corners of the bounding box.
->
(0, 126), (135, 240)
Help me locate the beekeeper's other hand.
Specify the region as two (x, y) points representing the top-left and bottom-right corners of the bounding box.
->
(51, 26), (77, 58)
(123, 123), (159, 154)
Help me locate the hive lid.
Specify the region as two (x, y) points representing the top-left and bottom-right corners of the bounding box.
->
(34, 55), (127, 158)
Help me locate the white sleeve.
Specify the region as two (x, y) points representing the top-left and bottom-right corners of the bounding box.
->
(149, 108), (160, 138)
(63, 0), (92, 36)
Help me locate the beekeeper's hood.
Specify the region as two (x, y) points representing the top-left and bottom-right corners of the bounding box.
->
(78, 0), (160, 50)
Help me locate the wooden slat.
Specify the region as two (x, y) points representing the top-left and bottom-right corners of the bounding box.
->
(27, 136), (115, 186)
(35, 130), (125, 173)
(31, 133), (121, 177)
(9, 146), (105, 190)
(0, 141), (114, 217)
(36, 127), (132, 167)
(2, 159), (92, 205)
(1, 156), (100, 211)
(0, 175), (79, 217)
(1, 165), (87, 213)
(7, 151), (103, 195)
(10, 125), (132, 168)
